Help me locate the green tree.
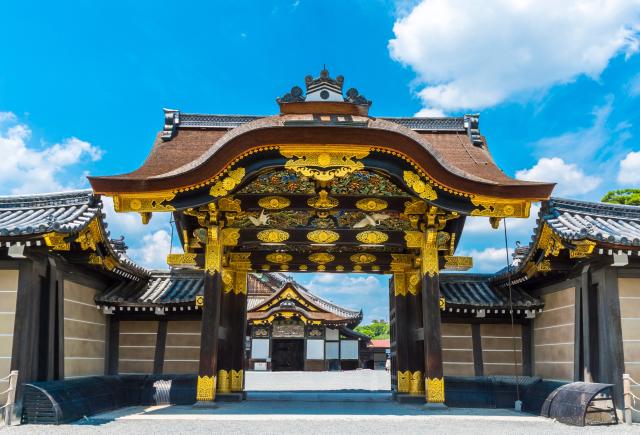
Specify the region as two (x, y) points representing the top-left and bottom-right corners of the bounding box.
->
(601, 189), (640, 206)
(355, 320), (390, 339)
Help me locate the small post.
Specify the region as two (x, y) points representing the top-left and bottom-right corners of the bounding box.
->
(623, 373), (633, 425)
(3, 370), (18, 426)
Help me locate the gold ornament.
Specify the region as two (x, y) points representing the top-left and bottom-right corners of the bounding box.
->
(210, 167), (246, 197)
(421, 229), (439, 277)
(336, 265), (345, 272)
(205, 226), (222, 274)
(309, 252), (335, 264)
(231, 369), (243, 392)
(537, 259), (552, 272)
(403, 199), (428, 215)
(75, 219), (102, 251)
(426, 377), (445, 403)
(569, 240), (597, 258)
(112, 191), (175, 213)
(221, 228), (240, 246)
(222, 269), (234, 293)
(196, 375), (215, 401)
(218, 196), (242, 212)
(470, 195), (530, 218)
(307, 229), (339, 244)
(439, 297), (446, 311)
(350, 253), (376, 264)
(404, 231), (422, 248)
(167, 252), (198, 267)
(403, 171), (437, 200)
(43, 232), (70, 251)
(217, 369), (231, 393)
(307, 190), (339, 209)
(258, 196), (291, 210)
(280, 145), (370, 182)
(356, 230), (388, 244)
(257, 229), (289, 243)
(195, 295), (204, 307)
(409, 371), (424, 395)
(443, 255), (473, 271)
(355, 198), (388, 211)
(397, 370), (410, 393)
(266, 252), (293, 264)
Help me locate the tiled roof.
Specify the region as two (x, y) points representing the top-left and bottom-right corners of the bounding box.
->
(440, 274), (543, 311)
(177, 113), (468, 132)
(0, 190), (100, 236)
(543, 198), (640, 246)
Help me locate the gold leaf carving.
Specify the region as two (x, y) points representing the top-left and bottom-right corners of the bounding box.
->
(355, 198), (388, 211)
(470, 196), (530, 218)
(307, 190), (339, 209)
(403, 171), (437, 201)
(221, 228), (240, 246)
(409, 371), (425, 395)
(167, 252), (198, 267)
(210, 168), (246, 197)
(196, 375), (215, 401)
(230, 369), (243, 392)
(257, 229), (289, 243)
(43, 232), (70, 251)
(258, 196), (291, 210)
(350, 253), (376, 264)
(356, 230), (388, 244)
(217, 369), (231, 393)
(266, 252), (293, 264)
(280, 146), (370, 182)
(404, 231), (422, 248)
(397, 370), (410, 393)
(112, 191), (176, 213)
(308, 252), (335, 264)
(426, 377), (445, 403)
(307, 229), (339, 244)
(443, 255), (473, 271)
(218, 196), (242, 212)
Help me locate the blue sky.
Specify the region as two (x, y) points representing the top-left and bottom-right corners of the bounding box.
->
(1, 1), (639, 323)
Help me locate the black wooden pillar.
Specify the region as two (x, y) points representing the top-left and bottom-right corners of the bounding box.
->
(105, 316), (120, 375)
(393, 273), (410, 394)
(407, 275), (425, 396)
(422, 271), (444, 404)
(230, 270), (248, 393)
(216, 283), (234, 394)
(197, 270), (223, 403)
(153, 319), (168, 375)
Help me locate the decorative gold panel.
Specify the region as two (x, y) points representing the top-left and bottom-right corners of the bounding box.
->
(443, 255), (473, 271)
(537, 259), (551, 272)
(221, 228), (240, 246)
(195, 295), (204, 307)
(350, 253), (376, 264)
(307, 190), (339, 209)
(258, 196), (291, 210)
(205, 226), (222, 274)
(257, 229), (289, 243)
(167, 252), (198, 267)
(266, 252), (293, 264)
(307, 229), (339, 244)
(404, 231), (422, 248)
(230, 369), (243, 392)
(439, 297), (446, 311)
(404, 199), (428, 215)
(470, 196), (530, 218)
(403, 171), (437, 200)
(112, 191), (176, 213)
(409, 371), (424, 395)
(309, 252), (335, 264)
(570, 240), (597, 258)
(218, 196), (242, 212)
(222, 269), (234, 293)
(421, 228), (439, 277)
(75, 219), (102, 251)
(356, 230), (388, 244)
(426, 377), (445, 403)
(196, 375), (215, 401)
(355, 198), (388, 212)
(280, 146), (370, 182)
(217, 370), (231, 393)
(43, 232), (70, 251)
(210, 167), (246, 197)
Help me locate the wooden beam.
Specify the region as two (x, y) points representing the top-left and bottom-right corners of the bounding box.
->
(153, 319), (167, 375)
(196, 270), (223, 404)
(471, 323), (484, 376)
(105, 316), (119, 375)
(521, 322), (532, 377)
(422, 272), (444, 405)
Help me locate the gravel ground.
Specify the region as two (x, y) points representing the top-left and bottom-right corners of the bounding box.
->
(2, 371), (638, 434)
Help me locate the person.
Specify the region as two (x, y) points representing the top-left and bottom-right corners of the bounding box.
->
(385, 357), (390, 372)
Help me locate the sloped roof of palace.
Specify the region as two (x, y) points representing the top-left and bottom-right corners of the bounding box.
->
(0, 190), (149, 279)
(0, 190), (100, 236)
(88, 70), (554, 199)
(440, 273), (543, 311)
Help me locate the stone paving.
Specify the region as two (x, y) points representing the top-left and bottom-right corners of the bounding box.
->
(2, 371), (639, 434)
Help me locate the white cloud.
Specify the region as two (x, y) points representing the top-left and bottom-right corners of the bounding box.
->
(618, 150), (640, 184)
(389, 0), (640, 113)
(516, 157), (601, 196)
(127, 230), (175, 270)
(0, 113), (103, 194)
(305, 274), (382, 296)
(458, 247), (509, 274)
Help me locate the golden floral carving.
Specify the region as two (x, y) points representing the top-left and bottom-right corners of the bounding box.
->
(280, 146), (370, 182)
(307, 229), (339, 244)
(112, 191), (176, 213)
(309, 252), (335, 264)
(537, 259), (551, 272)
(307, 190), (339, 209)
(569, 240), (597, 258)
(197, 375), (215, 401)
(426, 377), (445, 403)
(209, 167), (246, 197)
(421, 229), (439, 277)
(75, 219), (102, 251)
(404, 231), (422, 248)
(205, 226), (222, 274)
(231, 369), (243, 392)
(393, 273), (407, 297)
(221, 228), (240, 246)
(443, 255), (473, 271)
(218, 196), (242, 212)
(355, 198), (388, 212)
(403, 171), (437, 201)
(266, 252), (293, 264)
(350, 253), (376, 264)
(403, 199), (428, 215)
(222, 269), (234, 293)
(356, 230), (388, 244)
(166, 252), (198, 267)
(258, 196), (291, 210)
(257, 229), (289, 243)
(43, 232), (70, 251)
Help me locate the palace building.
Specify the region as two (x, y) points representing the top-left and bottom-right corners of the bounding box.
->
(1, 69), (638, 424)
